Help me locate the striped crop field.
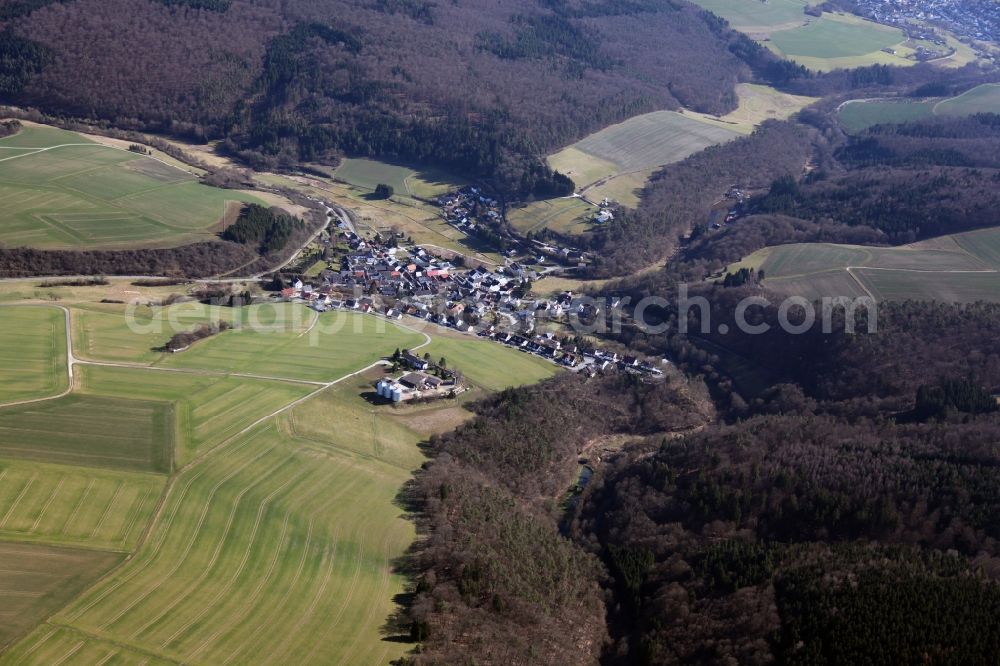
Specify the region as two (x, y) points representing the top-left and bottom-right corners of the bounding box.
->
(35, 417), (416, 665)
(0, 459), (165, 552)
(0, 542), (123, 652)
(0, 306), (67, 405)
(77, 365), (314, 466)
(0, 395), (174, 473)
(0, 296), (560, 663)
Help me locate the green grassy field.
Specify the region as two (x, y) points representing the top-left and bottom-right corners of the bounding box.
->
(0, 123), (263, 250)
(0, 395), (174, 473)
(934, 83), (1000, 116)
(0, 542), (123, 652)
(421, 335), (560, 392)
(0, 293), (561, 663)
(334, 157), (466, 199)
(728, 227), (1000, 303)
(838, 100), (936, 132)
(688, 0), (808, 32)
(0, 306), (67, 405)
(0, 459), (165, 551)
(77, 365), (314, 466)
(549, 111), (739, 194)
(507, 196), (598, 235)
(689, 1), (911, 71)
(545, 85), (811, 211)
(769, 13), (903, 59)
(839, 84), (1000, 132)
(157, 311), (423, 382)
(41, 418), (416, 665)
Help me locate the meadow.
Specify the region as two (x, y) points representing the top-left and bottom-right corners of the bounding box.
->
(545, 85), (812, 211)
(839, 84), (1000, 132)
(768, 13), (903, 60)
(0, 294), (562, 663)
(688, 0), (808, 32)
(78, 365), (314, 466)
(0, 458), (165, 551)
(507, 196), (597, 235)
(729, 227), (1000, 303)
(157, 310), (424, 382)
(934, 83), (1000, 116)
(333, 157), (466, 199)
(0, 395), (174, 473)
(420, 334), (560, 392)
(40, 418), (418, 665)
(0, 122), (264, 250)
(689, 1), (913, 71)
(0, 542), (122, 652)
(0, 306), (67, 404)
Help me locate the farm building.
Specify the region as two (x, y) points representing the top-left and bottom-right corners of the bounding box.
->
(375, 372), (463, 403)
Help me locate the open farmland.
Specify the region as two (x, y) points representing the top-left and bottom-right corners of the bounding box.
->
(839, 84), (1000, 132)
(158, 311), (424, 382)
(42, 418), (418, 665)
(545, 84), (811, 211)
(768, 13), (903, 60)
(728, 227), (1000, 303)
(507, 196), (598, 235)
(0, 122), (264, 250)
(549, 110), (739, 189)
(546, 110), (739, 210)
(689, 0), (808, 32)
(0, 292), (564, 662)
(334, 158), (467, 199)
(0, 542), (122, 652)
(0, 395), (174, 473)
(77, 366), (314, 466)
(934, 83), (1000, 116)
(0, 459), (165, 551)
(689, 1), (914, 71)
(420, 334), (560, 392)
(0, 306), (67, 404)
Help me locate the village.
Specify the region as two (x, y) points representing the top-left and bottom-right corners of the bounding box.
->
(274, 197), (667, 394)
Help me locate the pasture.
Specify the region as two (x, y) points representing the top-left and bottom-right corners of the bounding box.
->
(0, 291), (561, 662)
(49, 418), (417, 665)
(684, 84), (818, 135)
(334, 157), (466, 199)
(0, 459), (165, 551)
(688, 0), (808, 32)
(0, 542), (122, 652)
(507, 196), (598, 235)
(420, 334), (560, 392)
(549, 111), (739, 190)
(729, 227), (1000, 303)
(546, 110), (738, 210)
(839, 84), (1000, 132)
(547, 87), (810, 210)
(838, 100), (936, 133)
(77, 365), (314, 466)
(0, 395), (173, 473)
(0, 123), (264, 250)
(0, 306), (67, 405)
(158, 310), (424, 382)
(935, 83), (1000, 116)
(768, 13), (903, 59)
